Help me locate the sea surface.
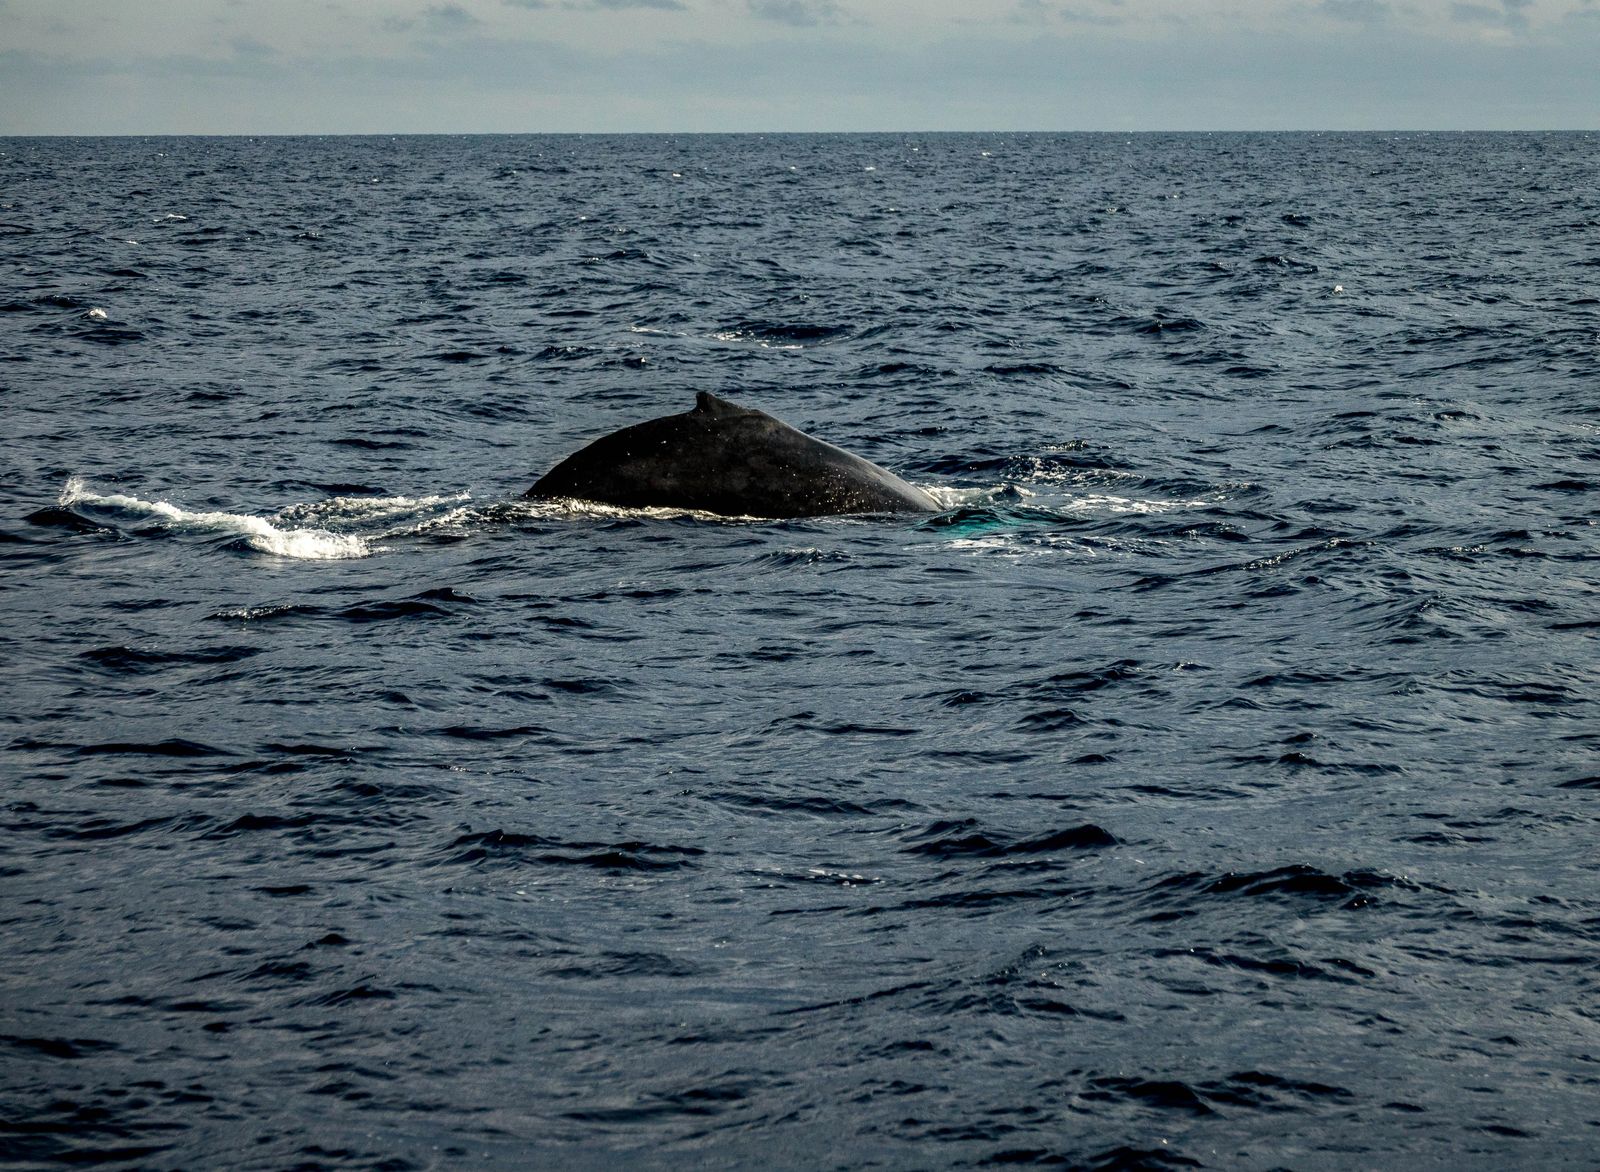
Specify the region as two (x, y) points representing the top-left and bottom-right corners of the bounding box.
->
(2, 132), (1597, 1170)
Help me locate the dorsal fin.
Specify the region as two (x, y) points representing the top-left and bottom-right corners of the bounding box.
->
(693, 392), (752, 419)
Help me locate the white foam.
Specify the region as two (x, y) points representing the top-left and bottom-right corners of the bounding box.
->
(516, 496), (765, 523)
(276, 492), (469, 526)
(388, 504), (486, 536)
(61, 478), (369, 560)
(947, 532), (1091, 558)
(924, 484), (1027, 510)
(1071, 492), (1211, 515)
(706, 330), (803, 350)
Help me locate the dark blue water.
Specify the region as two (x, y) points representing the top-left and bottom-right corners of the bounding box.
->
(3, 132), (1598, 1170)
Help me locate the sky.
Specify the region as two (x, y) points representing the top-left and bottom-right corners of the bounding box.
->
(2, 0), (1598, 134)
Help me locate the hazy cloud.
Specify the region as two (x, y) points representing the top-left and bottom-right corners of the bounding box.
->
(1010, 0), (1054, 19)
(427, 4), (482, 30)
(748, 0), (843, 27)
(1, 0), (1597, 133)
(506, 0), (688, 8)
(1011, 0), (1126, 24)
(1319, 0), (1391, 21)
(230, 35), (278, 58)
(1450, 0), (1533, 26)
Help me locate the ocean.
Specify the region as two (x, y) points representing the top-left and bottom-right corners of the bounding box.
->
(2, 131), (1597, 1169)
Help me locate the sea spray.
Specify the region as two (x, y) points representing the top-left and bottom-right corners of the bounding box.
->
(61, 478), (370, 560)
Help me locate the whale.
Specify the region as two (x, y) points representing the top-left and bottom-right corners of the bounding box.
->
(525, 393), (940, 519)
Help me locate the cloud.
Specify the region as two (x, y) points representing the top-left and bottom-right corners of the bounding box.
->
(1450, 0), (1534, 27)
(747, 0), (843, 27)
(427, 3), (481, 29)
(230, 35), (278, 58)
(1319, 0), (1391, 21)
(1010, 0), (1126, 25)
(506, 0), (690, 8)
(3, 0), (1599, 134)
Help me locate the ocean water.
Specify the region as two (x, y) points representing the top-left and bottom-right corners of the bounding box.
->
(1, 132), (1597, 1169)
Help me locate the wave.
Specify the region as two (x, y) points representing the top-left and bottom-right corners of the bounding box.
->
(60, 478), (370, 560)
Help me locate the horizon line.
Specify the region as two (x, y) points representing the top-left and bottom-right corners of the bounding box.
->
(3, 128), (1597, 139)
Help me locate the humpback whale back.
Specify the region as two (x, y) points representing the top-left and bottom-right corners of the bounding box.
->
(525, 393), (939, 518)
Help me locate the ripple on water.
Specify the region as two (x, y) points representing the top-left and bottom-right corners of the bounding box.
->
(3, 131), (1597, 1169)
